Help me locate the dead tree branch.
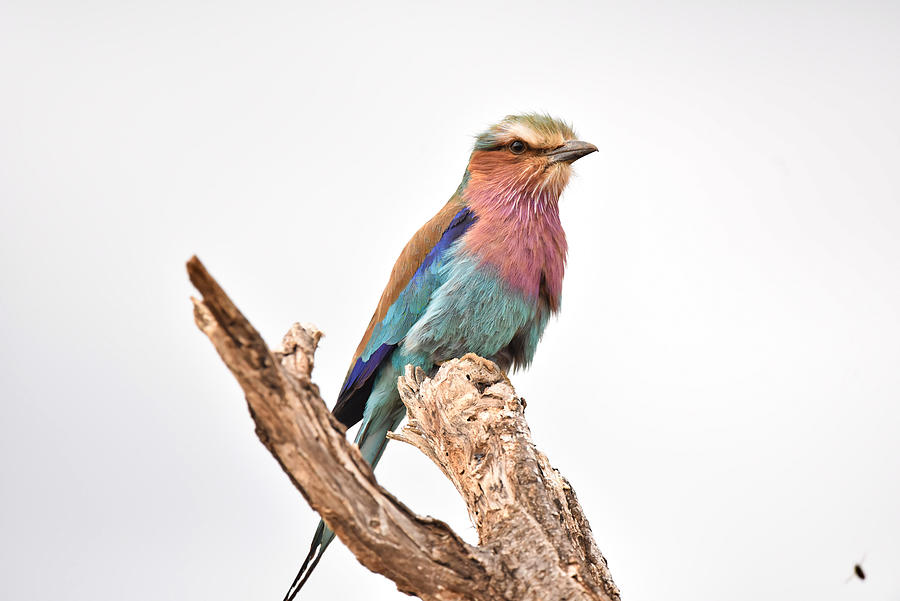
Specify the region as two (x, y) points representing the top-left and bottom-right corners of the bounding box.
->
(187, 255), (619, 601)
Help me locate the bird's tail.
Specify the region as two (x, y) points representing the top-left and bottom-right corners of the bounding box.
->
(281, 521), (334, 601)
(281, 404), (404, 600)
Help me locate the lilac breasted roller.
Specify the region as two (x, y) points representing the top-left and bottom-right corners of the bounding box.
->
(283, 114), (597, 599)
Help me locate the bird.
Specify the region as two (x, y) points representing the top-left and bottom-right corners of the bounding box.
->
(282, 114), (597, 600)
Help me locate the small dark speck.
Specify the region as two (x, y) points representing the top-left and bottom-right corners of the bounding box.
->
(465, 374), (471, 380)
(474, 453), (485, 461)
(854, 564), (866, 580)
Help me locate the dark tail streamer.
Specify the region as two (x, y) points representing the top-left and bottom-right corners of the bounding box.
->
(282, 522), (326, 601)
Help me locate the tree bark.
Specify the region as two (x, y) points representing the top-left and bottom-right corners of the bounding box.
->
(188, 256), (619, 601)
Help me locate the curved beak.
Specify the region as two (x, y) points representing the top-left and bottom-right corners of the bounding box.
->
(546, 140), (598, 164)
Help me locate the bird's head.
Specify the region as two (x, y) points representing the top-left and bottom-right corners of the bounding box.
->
(461, 114), (597, 210)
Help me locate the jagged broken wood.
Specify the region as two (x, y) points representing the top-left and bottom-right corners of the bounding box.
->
(188, 255), (619, 601)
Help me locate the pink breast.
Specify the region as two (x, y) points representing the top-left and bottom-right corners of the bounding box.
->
(463, 201), (567, 311)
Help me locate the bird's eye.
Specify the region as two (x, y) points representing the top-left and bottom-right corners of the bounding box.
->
(509, 140), (527, 154)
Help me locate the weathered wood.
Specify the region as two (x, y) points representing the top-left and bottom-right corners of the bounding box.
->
(391, 358), (619, 600)
(188, 255), (619, 601)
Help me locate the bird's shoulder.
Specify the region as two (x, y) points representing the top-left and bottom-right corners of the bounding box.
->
(350, 198), (471, 363)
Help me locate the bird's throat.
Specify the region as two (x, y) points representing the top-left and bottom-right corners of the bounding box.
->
(460, 174), (568, 310)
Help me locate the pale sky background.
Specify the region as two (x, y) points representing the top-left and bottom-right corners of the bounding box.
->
(1, 1), (899, 600)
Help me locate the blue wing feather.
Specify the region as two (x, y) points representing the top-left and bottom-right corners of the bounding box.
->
(332, 206), (477, 427)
